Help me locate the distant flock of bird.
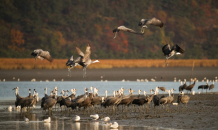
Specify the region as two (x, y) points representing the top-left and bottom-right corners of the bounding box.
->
(30, 17), (185, 78)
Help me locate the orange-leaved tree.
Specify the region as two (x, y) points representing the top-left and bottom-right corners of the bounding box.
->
(8, 29), (25, 51)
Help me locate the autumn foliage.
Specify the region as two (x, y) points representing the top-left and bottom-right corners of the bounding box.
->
(0, 0), (217, 59)
(8, 29), (25, 51)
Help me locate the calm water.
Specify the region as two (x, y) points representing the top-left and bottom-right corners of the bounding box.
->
(0, 81), (217, 100)
(0, 112), (169, 130)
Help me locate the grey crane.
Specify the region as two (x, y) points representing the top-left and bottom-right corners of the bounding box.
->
(42, 89), (58, 112)
(22, 93), (39, 109)
(162, 44), (185, 66)
(41, 88), (57, 108)
(102, 90), (123, 114)
(72, 88), (89, 108)
(113, 26), (143, 39)
(179, 79), (188, 91)
(66, 55), (80, 76)
(118, 91), (135, 113)
(31, 49), (53, 62)
(198, 80), (209, 93)
(138, 17), (164, 33)
(13, 87), (36, 112)
(66, 44), (99, 77)
(77, 93), (95, 114)
(13, 87), (23, 107)
(185, 78), (197, 93)
(209, 80), (215, 92)
(179, 81), (184, 91)
(158, 89), (175, 112)
(177, 91), (190, 111)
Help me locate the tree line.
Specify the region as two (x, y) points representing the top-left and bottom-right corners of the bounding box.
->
(0, 0), (217, 59)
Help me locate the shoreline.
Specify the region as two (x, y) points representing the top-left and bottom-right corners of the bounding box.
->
(0, 67), (217, 81)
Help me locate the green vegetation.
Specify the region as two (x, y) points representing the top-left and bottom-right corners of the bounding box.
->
(0, 0), (217, 59)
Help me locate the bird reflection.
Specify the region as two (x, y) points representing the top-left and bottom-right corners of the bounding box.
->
(92, 122), (99, 130)
(75, 122), (80, 130)
(44, 122), (51, 130)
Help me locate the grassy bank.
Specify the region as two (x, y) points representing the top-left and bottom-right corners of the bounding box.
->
(0, 58), (218, 70)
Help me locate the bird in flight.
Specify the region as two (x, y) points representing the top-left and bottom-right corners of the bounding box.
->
(66, 55), (80, 76)
(162, 44), (185, 66)
(31, 49), (53, 62)
(113, 26), (143, 39)
(66, 44), (99, 77)
(138, 17), (164, 33)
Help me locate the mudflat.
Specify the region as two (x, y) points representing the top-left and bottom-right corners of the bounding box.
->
(0, 93), (218, 129)
(0, 67), (217, 81)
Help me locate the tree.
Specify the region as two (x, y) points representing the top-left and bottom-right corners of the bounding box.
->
(8, 29), (25, 51)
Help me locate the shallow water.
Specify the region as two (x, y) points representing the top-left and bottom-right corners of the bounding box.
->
(0, 81), (217, 100)
(0, 108), (173, 130)
(0, 81), (217, 130)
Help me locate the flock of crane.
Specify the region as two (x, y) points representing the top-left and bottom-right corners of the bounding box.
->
(31, 17), (185, 78)
(6, 17), (215, 128)
(11, 78), (216, 115)
(8, 76), (216, 128)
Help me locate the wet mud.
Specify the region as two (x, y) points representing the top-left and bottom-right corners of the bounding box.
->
(0, 67), (218, 81)
(0, 93), (218, 130)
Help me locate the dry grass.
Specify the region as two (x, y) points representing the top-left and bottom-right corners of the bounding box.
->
(0, 58), (218, 70)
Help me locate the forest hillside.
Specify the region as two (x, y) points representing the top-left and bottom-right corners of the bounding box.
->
(0, 0), (218, 59)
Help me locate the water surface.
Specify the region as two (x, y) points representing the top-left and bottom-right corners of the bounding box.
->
(0, 81), (217, 100)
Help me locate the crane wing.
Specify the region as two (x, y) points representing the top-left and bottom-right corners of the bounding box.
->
(146, 17), (164, 28)
(82, 44), (91, 63)
(76, 47), (84, 57)
(73, 56), (83, 64)
(162, 44), (171, 56)
(66, 55), (74, 66)
(173, 44), (185, 54)
(38, 51), (53, 62)
(118, 26), (142, 34)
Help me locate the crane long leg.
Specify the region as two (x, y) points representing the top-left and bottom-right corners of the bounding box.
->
(141, 27), (144, 33)
(68, 67), (72, 77)
(167, 59), (169, 66)
(163, 58), (167, 66)
(83, 69), (84, 78)
(83, 68), (86, 78)
(113, 32), (117, 39)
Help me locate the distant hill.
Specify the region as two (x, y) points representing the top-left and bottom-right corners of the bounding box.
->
(0, 0), (217, 59)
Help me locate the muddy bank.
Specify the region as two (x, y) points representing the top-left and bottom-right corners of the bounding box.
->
(0, 67), (218, 81)
(0, 93), (218, 130)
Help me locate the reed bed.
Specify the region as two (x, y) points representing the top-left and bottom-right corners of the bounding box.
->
(0, 58), (218, 70)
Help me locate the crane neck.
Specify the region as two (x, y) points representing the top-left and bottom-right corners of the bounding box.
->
(45, 88), (47, 95)
(105, 91), (107, 98)
(168, 91), (171, 97)
(144, 92), (146, 96)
